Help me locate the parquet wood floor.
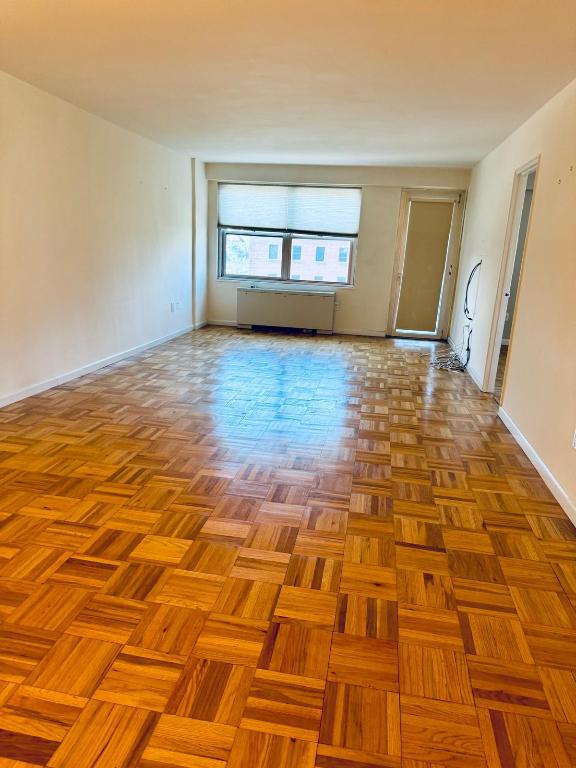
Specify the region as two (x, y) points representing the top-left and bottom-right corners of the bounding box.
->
(0, 326), (574, 767)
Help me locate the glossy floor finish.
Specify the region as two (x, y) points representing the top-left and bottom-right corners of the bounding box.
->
(0, 327), (575, 768)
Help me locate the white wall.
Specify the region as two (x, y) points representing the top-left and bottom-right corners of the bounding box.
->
(205, 163), (470, 335)
(450, 78), (576, 515)
(0, 72), (193, 405)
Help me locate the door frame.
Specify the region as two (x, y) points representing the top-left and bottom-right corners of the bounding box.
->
(484, 156), (539, 395)
(387, 188), (466, 339)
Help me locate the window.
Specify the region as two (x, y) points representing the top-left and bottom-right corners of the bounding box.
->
(218, 183), (360, 284)
(221, 234), (282, 279)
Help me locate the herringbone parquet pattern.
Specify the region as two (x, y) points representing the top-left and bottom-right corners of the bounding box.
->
(0, 327), (574, 767)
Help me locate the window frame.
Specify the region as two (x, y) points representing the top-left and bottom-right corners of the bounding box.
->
(218, 227), (356, 286)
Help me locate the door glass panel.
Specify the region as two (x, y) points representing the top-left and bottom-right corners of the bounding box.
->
(395, 201), (454, 334)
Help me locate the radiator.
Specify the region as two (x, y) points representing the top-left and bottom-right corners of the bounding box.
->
(237, 286), (335, 332)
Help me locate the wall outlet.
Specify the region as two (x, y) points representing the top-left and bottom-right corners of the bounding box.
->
(572, 429), (576, 450)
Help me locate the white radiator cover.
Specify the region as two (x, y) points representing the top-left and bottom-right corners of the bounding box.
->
(237, 287), (335, 332)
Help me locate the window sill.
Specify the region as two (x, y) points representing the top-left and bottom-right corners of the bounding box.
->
(216, 277), (355, 289)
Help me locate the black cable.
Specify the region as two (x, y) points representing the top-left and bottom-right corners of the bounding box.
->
(431, 260), (481, 373)
(464, 261), (482, 320)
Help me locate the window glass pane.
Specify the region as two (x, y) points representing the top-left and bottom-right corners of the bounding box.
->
(268, 244), (279, 260)
(224, 234), (283, 278)
(289, 239), (351, 283)
(339, 247), (348, 262)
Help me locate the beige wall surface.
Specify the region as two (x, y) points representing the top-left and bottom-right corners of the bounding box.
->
(205, 163), (469, 335)
(450, 78), (576, 510)
(192, 159), (208, 327)
(0, 72), (193, 404)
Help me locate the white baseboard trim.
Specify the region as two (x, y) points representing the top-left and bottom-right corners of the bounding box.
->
(447, 335), (458, 350)
(466, 363), (484, 390)
(498, 406), (576, 525)
(446, 336), (484, 390)
(0, 325), (193, 409)
(193, 321), (208, 330)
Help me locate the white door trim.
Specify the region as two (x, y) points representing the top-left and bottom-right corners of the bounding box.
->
(484, 156), (540, 394)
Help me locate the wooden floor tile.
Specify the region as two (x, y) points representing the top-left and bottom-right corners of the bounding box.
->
(344, 535), (395, 567)
(400, 695), (486, 767)
(195, 614), (269, 667)
(284, 554), (343, 592)
(26, 635), (120, 696)
(509, 586), (576, 629)
(6, 584), (89, 631)
(459, 612), (533, 662)
(0, 628), (56, 689)
(467, 656), (551, 717)
(399, 643), (473, 703)
(92, 646), (182, 711)
(166, 656), (254, 723)
(140, 713), (236, 767)
(148, 569), (224, 610)
(230, 548), (290, 584)
(227, 729), (317, 768)
(328, 634), (398, 691)
(128, 603), (205, 655)
(241, 669), (325, 741)
(315, 744), (400, 767)
(447, 550), (506, 585)
(478, 708), (571, 768)
(1, 328), (576, 766)
(539, 666), (576, 722)
(336, 593), (398, 640)
(453, 578), (516, 616)
(398, 605), (463, 650)
(274, 585), (337, 627)
(129, 534), (191, 566)
(320, 682), (400, 756)
(66, 594), (147, 643)
(340, 562), (397, 600)
(213, 577), (280, 620)
(259, 619), (332, 680)
(48, 700), (158, 767)
(0, 685), (84, 765)
(398, 569), (456, 610)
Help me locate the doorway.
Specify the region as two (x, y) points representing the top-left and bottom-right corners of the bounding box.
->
(488, 163), (538, 401)
(388, 190), (464, 339)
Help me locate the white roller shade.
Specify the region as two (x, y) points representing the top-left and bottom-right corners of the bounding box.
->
(218, 184), (362, 235)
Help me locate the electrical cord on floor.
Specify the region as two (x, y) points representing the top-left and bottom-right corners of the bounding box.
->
(431, 260), (481, 372)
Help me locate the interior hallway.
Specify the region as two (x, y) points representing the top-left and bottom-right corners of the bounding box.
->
(0, 327), (575, 767)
